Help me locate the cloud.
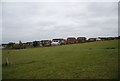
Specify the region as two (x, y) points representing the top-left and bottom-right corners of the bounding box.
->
(2, 2), (118, 43)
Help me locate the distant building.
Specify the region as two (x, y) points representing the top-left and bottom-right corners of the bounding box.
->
(67, 37), (76, 44)
(2, 44), (8, 48)
(98, 37), (118, 41)
(40, 40), (51, 46)
(26, 42), (33, 46)
(51, 39), (66, 45)
(76, 37), (86, 43)
(23, 42), (33, 48)
(96, 38), (101, 41)
(88, 38), (96, 42)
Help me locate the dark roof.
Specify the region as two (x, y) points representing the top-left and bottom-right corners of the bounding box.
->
(52, 39), (64, 40)
(98, 37), (117, 38)
(2, 44), (8, 45)
(67, 37), (76, 40)
(26, 42), (33, 43)
(77, 37), (86, 38)
(77, 37), (86, 39)
(41, 40), (51, 42)
(88, 38), (96, 39)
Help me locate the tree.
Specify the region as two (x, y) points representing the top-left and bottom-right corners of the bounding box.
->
(18, 40), (26, 49)
(33, 41), (39, 47)
(19, 40), (23, 49)
(19, 40), (22, 45)
(7, 42), (15, 48)
(119, 36), (120, 39)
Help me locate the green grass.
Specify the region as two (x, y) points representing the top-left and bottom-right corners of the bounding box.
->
(2, 40), (119, 79)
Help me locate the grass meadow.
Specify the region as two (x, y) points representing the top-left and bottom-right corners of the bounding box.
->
(2, 40), (119, 79)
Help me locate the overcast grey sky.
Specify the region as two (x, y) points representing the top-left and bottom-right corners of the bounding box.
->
(2, 2), (118, 43)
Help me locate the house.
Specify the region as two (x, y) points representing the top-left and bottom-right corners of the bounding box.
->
(2, 44), (8, 48)
(40, 40), (51, 46)
(98, 37), (111, 41)
(67, 37), (76, 44)
(107, 37), (118, 40)
(0, 45), (5, 49)
(98, 37), (117, 41)
(96, 38), (101, 41)
(51, 39), (66, 45)
(37, 41), (41, 46)
(88, 38), (96, 42)
(76, 37), (86, 43)
(26, 42), (33, 46)
(23, 42), (33, 48)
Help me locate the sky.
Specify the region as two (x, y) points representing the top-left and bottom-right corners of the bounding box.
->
(2, 2), (118, 43)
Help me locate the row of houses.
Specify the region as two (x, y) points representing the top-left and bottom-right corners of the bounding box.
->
(23, 37), (87, 47)
(2, 36), (119, 49)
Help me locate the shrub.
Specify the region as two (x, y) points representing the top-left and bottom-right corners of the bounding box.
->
(13, 44), (21, 49)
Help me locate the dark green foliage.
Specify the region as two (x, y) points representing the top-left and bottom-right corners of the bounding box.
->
(118, 36), (120, 39)
(19, 40), (22, 45)
(11, 41), (26, 49)
(33, 41), (39, 47)
(19, 40), (25, 49)
(13, 44), (20, 49)
(7, 42), (15, 48)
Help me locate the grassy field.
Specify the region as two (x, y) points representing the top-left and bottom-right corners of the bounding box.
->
(2, 40), (119, 79)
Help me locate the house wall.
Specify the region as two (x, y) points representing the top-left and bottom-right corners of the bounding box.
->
(67, 39), (76, 44)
